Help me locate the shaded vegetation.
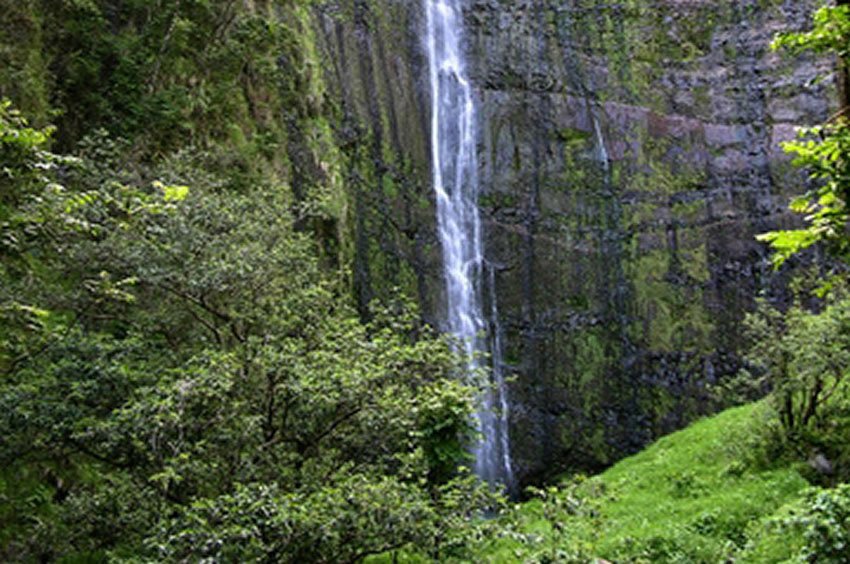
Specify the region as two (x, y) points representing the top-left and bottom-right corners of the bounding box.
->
(0, 1), (499, 561)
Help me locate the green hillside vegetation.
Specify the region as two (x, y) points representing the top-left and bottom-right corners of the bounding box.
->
(373, 401), (847, 562)
(479, 403), (812, 562)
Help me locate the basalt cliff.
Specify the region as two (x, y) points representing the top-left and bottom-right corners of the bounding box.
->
(311, 0), (832, 486)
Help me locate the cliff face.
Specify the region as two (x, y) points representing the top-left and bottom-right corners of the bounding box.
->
(315, 0), (833, 485)
(468, 0), (832, 484)
(311, 2), (437, 320)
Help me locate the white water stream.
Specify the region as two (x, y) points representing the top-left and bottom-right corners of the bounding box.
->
(425, 0), (513, 489)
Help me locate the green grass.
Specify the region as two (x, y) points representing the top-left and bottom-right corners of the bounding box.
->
(476, 402), (810, 563)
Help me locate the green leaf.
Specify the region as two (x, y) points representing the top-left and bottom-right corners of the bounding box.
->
(154, 181), (190, 202)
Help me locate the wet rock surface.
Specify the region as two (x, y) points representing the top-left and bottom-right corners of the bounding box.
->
(315, 0), (833, 486)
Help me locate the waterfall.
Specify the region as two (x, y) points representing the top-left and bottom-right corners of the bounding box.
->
(593, 114), (610, 172)
(425, 0), (513, 489)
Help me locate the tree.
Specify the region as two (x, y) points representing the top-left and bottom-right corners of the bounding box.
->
(0, 99), (496, 561)
(759, 4), (850, 267)
(0, 0), (507, 557)
(747, 5), (850, 485)
(743, 295), (850, 442)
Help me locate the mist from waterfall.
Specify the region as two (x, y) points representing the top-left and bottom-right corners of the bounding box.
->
(425, 0), (513, 490)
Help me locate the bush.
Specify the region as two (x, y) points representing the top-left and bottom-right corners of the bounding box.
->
(748, 484), (850, 563)
(0, 100), (492, 560)
(733, 293), (850, 480)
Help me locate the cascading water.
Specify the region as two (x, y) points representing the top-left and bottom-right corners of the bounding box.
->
(425, 0), (513, 489)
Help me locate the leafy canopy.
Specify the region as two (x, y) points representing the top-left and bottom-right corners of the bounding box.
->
(0, 90), (495, 564)
(759, 4), (850, 267)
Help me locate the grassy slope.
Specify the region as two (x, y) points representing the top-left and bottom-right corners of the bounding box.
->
(477, 402), (811, 562)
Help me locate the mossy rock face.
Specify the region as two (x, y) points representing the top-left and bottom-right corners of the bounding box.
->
(0, 1), (50, 124)
(181, 0), (830, 487)
(312, 0), (442, 321)
(466, 0), (831, 485)
(308, 0), (832, 486)
(1, 0), (833, 487)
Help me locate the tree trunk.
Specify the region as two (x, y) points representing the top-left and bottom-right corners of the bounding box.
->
(802, 376), (823, 428)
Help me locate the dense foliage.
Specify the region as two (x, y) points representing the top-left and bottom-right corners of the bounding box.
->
(0, 2), (498, 561)
(735, 293), (850, 481)
(0, 95), (495, 562)
(750, 2), (850, 482)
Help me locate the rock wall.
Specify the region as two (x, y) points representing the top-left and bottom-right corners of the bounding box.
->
(312, 2), (441, 320)
(314, 0), (834, 486)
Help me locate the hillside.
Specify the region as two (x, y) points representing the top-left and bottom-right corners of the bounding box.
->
(475, 403), (817, 562)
